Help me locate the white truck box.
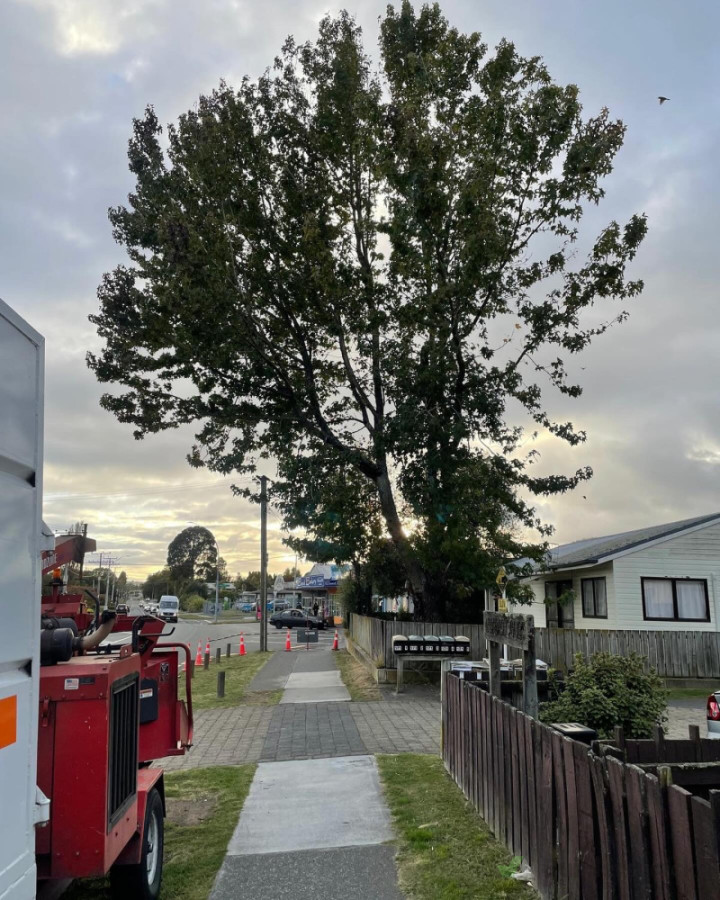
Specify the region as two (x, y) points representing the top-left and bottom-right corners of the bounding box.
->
(0, 299), (44, 900)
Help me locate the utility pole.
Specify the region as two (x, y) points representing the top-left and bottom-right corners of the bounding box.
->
(260, 475), (268, 653)
(214, 538), (220, 624)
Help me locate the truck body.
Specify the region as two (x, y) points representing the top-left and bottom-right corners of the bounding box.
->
(0, 299), (45, 900)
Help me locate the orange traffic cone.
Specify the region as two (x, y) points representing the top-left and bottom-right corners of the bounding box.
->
(332, 630), (339, 651)
(285, 629), (292, 652)
(195, 642), (203, 667)
(205, 638), (211, 656)
(239, 633), (246, 656)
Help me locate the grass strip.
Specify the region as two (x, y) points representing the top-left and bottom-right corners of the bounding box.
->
(65, 764), (255, 900)
(666, 687), (713, 702)
(335, 648), (382, 701)
(191, 651), (277, 709)
(378, 753), (535, 900)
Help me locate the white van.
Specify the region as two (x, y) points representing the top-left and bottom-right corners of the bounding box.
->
(158, 595), (180, 622)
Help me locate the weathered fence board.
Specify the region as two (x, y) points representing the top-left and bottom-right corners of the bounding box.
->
(534, 626), (720, 679)
(351, 614), (720, 679)
(443, 673), (720, 900)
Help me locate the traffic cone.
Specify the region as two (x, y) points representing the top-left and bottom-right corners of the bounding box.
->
(332, 630), (339, 651)
(205, 638), (211, 656)
(239, 633), (246, 656)
(195, 642), (203, 667)
(285, 629), (292, 652)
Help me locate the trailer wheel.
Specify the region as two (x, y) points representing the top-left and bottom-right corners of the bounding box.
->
(110, 788), (164, 900)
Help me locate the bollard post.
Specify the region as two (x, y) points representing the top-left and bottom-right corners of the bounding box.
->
(226, 643), (231, 658)
(204, 651), (210, 670)
(217, 670), (225, 698)
(189, 660), (195, 679)
(216, 648), (221, 665)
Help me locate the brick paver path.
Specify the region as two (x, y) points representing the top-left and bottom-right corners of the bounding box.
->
(261, 701), (367, 761)
(161, 705), (274, 770)
(351, 699), (440, 754)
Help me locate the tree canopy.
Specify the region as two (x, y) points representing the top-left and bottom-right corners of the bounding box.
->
(167, 526), (217, 582)
(89, 2), (646, 620)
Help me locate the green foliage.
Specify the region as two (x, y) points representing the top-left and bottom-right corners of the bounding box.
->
(167, 526), (217, 582)
(182, 594), (205, 613)
(142, 567), (175, 599)
(540, 652), (668, 739)
(89, 4), (646, 621)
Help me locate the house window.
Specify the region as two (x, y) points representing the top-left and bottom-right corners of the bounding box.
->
(545, 580), (575, 629)
(641, 577), (710, 622)
(581, 577), (607, 618)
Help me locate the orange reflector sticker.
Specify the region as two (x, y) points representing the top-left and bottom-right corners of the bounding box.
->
(0, 696), (17, 750)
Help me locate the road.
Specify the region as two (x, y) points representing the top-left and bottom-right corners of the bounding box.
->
(124, 604), (337, 658)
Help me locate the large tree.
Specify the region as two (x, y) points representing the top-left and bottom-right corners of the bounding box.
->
(89, 3), (646, 620)
(167, 526), (217, 582)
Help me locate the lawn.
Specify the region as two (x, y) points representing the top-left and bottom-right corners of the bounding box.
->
(64, 765), (255, 900)
(666, 686), (713, 702)
(378, 754), (535, 900)
(335, 648), (382, 700)
(190, 651), (279, 709)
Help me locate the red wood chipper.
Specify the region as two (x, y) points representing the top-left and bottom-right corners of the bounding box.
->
(36, 534), (193, 899)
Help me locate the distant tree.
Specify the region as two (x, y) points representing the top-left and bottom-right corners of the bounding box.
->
(142, 567), (174, 599)
(89, 4), (646, 620)
(167, 526), (217, 582)
(242, 571), (262, 592)
(283, 566), (302, 581)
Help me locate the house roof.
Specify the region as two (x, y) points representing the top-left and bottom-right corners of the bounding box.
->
(531, 512), (720, 571)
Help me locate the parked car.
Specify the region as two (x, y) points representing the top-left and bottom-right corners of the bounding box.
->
(115, 603), (129, 616)
(239, 602), (256, 613)
(707, 693), (720, 738)
(270, 608), (325, 630)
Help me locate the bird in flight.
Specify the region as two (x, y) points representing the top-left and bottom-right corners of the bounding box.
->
(658, 96), (670, 105)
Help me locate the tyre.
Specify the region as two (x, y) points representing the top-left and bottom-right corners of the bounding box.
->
(275, 622), (282, 629)
(110, 787), (164, 900)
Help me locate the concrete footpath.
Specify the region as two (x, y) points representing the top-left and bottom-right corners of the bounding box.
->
(211, 755), (402, 900)
(210, 640), (404, 899)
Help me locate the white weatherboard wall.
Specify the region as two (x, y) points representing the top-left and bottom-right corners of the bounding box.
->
(0, 300), (44, 900)
(613, 523), (720, 632)
(522, 563), (616, 630)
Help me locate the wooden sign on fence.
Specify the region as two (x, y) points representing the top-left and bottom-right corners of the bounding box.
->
(484, 611), (538, 719)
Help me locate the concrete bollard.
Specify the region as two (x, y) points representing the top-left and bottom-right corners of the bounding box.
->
(204, 651), (210, 670)
(217, 670), (225, 698)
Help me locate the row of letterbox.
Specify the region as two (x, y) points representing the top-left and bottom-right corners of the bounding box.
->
(392, 634), (471, 655)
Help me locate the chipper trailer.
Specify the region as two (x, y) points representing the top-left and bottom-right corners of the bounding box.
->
(0, 297), (193, 900)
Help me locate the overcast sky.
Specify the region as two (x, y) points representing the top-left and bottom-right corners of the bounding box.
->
(2, 0), (719, 580)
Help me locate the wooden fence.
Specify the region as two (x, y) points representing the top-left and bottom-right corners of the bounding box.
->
(351, 614), (720, 678)
(535, 627), (720, 679)
(349, 613), (486, 668)
(443, 673), (720, 900)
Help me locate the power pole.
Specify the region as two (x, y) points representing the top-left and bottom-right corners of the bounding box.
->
(260, 475), (268, 653)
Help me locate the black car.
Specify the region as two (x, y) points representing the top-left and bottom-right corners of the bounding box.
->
(270, 608), (325, 630)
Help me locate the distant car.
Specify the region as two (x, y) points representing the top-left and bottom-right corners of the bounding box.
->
(239, 602), (256, 613)
(273, 600), (291, 612)
(158, 595), (180, 623)
(270, 608), (325, 630)
(115, 603), (129, 616)
(707, 693), (720, 738)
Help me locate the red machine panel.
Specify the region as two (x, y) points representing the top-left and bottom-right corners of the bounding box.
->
(36, 654), (141, 878)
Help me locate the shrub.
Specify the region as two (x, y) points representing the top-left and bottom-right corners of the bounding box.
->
(539, 652), (667, 739)
(182, 594), (205, 613)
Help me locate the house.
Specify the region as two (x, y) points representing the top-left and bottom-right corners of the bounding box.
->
(514, 512), (720, 632)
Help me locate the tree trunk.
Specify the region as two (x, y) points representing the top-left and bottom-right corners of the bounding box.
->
(374, 468), (428, 619)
